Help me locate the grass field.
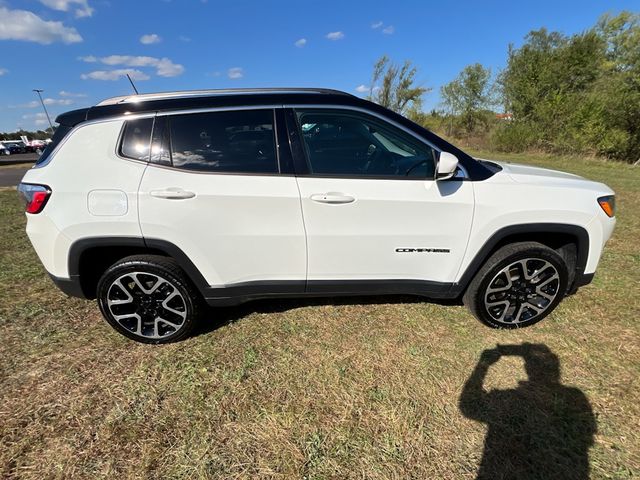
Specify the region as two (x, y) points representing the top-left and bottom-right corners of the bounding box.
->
(0, 152), (638, 479)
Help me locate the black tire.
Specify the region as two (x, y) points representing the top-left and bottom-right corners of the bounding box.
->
(463, 242), (569, 329)
(97, 255), (203, 343)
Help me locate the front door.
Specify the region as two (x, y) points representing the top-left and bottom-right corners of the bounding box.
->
(291, 108), (474, 292)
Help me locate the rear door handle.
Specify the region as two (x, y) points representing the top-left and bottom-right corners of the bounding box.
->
(150, 188), (196, 200)
(310, 192), (356, 204)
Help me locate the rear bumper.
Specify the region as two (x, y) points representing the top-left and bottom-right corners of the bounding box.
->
(567, 272), (595, 295)
(49, 274), (88, 299)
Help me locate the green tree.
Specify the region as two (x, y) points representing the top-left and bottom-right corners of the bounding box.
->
(441, 63), (495, 135)
(368, 55), (430, 115)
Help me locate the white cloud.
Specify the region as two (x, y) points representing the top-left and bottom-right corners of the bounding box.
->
(140, 33), (161, 45)
(227, 67), (243, 79)
(0, 68), (7, 76)
(79, 55), (185, 77)
(355, 85), (380, 94)
(382, 25), (395, 35)
(294, 38), (307, 48)
(0, 7), (82, 44)
(326, 31), (344, 41)
(371, 21), (383, 29)
(81, 69), (150, 81)
(179, 35), (191, 42)
(23, 98), (74, 107)
(39, 0), (93, 18)
(59, 90), (87, 97)
(22, 112), (50, 127)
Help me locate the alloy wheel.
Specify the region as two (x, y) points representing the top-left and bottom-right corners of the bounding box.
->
(484, 258), (560, 325)
(105, 272), (188, 340)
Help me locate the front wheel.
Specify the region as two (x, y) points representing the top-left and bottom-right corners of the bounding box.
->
(97, 255), (202, 343)
(463, 242), (569, 328)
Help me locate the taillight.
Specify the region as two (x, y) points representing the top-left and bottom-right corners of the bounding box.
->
(597, 195), (615, 218)
(17, 183), (51, 214)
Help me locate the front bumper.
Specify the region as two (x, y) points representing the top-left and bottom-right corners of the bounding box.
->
(49, 274), (88, 299)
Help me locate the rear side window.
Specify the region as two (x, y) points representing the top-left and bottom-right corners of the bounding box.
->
(167, 109), (278, 174)
(35, 124), (71, 166)
(119, 118), (154, 161)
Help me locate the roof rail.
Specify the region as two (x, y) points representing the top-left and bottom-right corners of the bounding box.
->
(97, 87), (353, 106)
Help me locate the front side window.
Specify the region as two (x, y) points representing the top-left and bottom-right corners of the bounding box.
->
(296, 110), (437, 178)
(120, 117), (154, 161)
(167, 109), (278, 174)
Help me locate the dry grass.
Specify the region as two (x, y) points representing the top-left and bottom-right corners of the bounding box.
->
(1, 152), (638, 479)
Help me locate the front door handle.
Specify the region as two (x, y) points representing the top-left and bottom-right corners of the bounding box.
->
(310, 192), (356, 204)
(150, 188), (196, 200)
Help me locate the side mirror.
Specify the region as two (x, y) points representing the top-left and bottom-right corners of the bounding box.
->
(436, 152), (459, 180)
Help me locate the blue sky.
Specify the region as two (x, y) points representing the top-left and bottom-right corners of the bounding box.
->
(0, 0), (637, 132)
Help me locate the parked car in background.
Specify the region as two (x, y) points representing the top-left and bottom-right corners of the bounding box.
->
(3, 141), (27, 154)
(18, 88), (616, 343)
(0, 143), (9, 156)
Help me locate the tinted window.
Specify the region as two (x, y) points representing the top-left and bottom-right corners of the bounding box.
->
(120, 118), (154, 161)
(297, 110), (437, 178)
(168, 109), (278, 173)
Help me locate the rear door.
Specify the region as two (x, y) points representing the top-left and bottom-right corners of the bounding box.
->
(288, 107), (474, 292)
(136, 108), (306, 293)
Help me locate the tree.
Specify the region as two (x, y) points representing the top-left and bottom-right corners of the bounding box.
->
(441, 63), (495, 135)
(368, 55), (430, 115)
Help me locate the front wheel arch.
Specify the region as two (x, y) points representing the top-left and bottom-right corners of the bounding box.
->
(455, 223), (588, 296)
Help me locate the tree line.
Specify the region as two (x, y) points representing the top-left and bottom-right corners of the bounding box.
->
(0, 129), (52, 141)
(368, 11), (639, 163)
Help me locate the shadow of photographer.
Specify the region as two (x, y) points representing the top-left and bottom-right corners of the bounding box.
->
(460, 343), (596, 480)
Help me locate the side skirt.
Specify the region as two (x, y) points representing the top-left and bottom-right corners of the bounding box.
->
(203, 279), (456, 306)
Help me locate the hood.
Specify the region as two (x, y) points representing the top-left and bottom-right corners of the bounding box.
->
(481, 160), (585, 185)
(478, 158), (614, 196)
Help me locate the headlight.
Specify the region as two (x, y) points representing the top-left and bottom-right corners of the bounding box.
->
(597, 195), (615, 218)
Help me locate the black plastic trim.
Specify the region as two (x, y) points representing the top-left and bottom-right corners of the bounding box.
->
(202, 279), (454, 306)
(275, 108), (295, 174)
(68, 237), (146, 277)
(49, 274), (86, 298)
(450, 223), (590, 296)
(284, 108), (310, 175)
(307, 279), (453, 297)
(567, 272), (594, 295)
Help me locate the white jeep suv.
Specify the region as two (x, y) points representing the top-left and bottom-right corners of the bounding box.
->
(18, 88), (616, 343)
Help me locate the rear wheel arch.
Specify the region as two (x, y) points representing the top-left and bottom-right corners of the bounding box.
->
(457, 223), (589, 295)
(69, 237), (209, 299)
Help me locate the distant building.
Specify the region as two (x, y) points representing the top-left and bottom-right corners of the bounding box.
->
(496, 113), (514, 121)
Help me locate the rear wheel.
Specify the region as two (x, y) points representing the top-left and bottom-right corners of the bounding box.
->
(97, 255), (202, 343)
(463, 242), (569, 328)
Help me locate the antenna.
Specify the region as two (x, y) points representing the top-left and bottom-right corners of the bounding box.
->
(32, 89), (54, 130)
(126, 74), (139, 95)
